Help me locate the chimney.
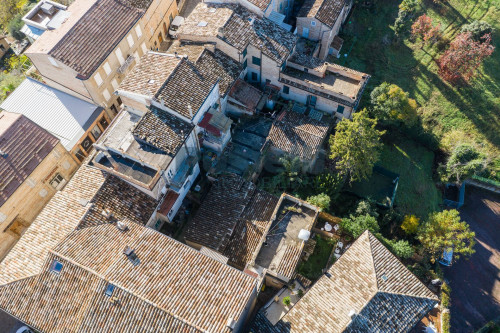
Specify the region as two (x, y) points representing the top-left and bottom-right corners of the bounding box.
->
(348, 310), (357, 320)
(123, 246), (140, 266)
(174, 51), (178, 58)
(102, 209), (113, 220)
(116, 221), (129, 232)
(226, 318), (236, 331)
(218, 27), (224, 38)
(188, 104), (193, 118)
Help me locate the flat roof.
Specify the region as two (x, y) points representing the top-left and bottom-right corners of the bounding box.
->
(253, 194), (318, 280)
(0, 77), (102, 151)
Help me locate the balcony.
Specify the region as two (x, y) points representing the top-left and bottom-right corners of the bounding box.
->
(117, 55), (135, 75)
(169, 155), (199, 192)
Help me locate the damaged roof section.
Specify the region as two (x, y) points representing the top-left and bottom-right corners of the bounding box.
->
(266, 109), (332, 160)
(185, 173), (280, 270)
(178, 3), (297, 65)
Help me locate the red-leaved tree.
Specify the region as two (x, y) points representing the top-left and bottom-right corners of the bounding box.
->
(411, 14), (441, 45)
(438, 32), (494, 83)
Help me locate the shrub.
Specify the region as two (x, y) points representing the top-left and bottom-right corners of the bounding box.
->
(401, 214), (420, 234)
(388, 239), (414, 259)
(461, 21), (494, 41)
(340, 214), (379, 238)
(297, 289), (304, 298)
(282, 296), (291, 306)
(7, 14), (25, 41)
(307, 193), (331, 211)
(354, 199), (379, 218)
(442, 311), (450, 333)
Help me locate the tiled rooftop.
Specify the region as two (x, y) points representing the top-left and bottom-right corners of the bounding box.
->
(246, 0), (272, 11)
(0, 111), (59, 207)
(0, 221), (257, 333)
(156, 48), (242, 119)
(178, 3), (297, 65)
(48, 0), (146, 79)
(0, 164), (158, 286)
(251, 231), (439, 332)
(118, 52), (182, 97)
(297, 0), (346, 28)
(228, 79), (264, 111)
(133, 105), (194, 155)
(185, 174), (279, 270)
(266, 109), (332, 160)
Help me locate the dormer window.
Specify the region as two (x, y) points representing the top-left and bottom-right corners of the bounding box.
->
(50, 260), (63, 274)
(311, 21), (316, 27)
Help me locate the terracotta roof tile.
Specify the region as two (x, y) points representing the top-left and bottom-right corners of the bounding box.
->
(297, 0), (346, 28)
(266, 110), (332, 160)
(250, 231), (439, 332)
(0, 112), (59, 206)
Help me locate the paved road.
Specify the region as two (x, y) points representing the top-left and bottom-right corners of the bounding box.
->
(444, 187), (500, 332)
(0, 310), (25, 333)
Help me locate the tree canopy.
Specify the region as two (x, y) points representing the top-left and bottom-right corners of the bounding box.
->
(417, 209), (475, 262)
(444, 144), (486, 183)
(401, 214), (420, 234)
(460, 20), (494, 41)
(329, 110), (385, 183)
(306, 193), (331, 211)
(341, 214), (379, 239)
(0, 0), (27, 29)
(370, 82), (418, 126)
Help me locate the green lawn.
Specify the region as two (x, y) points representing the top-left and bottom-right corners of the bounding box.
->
(334, 0), (500, 179)
(297, 236), (336, 280)
(377, 139), (441, 218)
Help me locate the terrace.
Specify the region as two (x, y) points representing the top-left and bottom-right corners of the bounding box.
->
(249, 194), (319, 282)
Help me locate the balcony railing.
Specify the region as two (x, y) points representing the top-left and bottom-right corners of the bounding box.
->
(169, 155), (199, 192)
(117, 55), (135, 74)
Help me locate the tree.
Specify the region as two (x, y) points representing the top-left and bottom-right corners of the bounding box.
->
(417, 210), (476, 262)
(411, 14), (440, 45)
(307, 193), (331, 211)
(394, 0), (421, 37)
(0, 0), (27, 29)
(370, 83), (418, 126)
(329, 110), (385, 183)
(438, 32), (495, 83)
(445, 144), (486, 183)
(340, 214), (379, 239)
(461, 21), (494, 41)
(401, 214), (420, 234)
(354, 199), (379, 218)
(7, 13), (24, 41)
(388, 239), (414, 259)
(311, 173), (344, 201)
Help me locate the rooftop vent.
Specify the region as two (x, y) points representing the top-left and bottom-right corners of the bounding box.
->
(0, 150), (7, 158)
(116, 221), (129, 232)
(148, 79), (155, 84)
(248, 17), (255, 25)
(381, 274), (388, 281)
(197, 21), (208, 27)
(209, 8), (216, 13)
(102, 209), (113, 219)
(348, 310), (357, 319)
(123, 246), (140, 266)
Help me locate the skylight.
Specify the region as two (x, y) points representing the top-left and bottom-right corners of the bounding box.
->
(50, 260), (63, 274)
(105, 283), (115, 297)
(197, 21), (208, 27)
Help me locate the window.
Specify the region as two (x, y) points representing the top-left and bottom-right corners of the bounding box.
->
(94, 72), (103, 86)
(115, 48), (125, 65)
(158, 32), (163, 44)
(103, 62), (112, 75)
(127, 34), (134, 48)
(80, 135), (93, 152)
(110, 104), (118, 115)
(242, 47), (247, 58)
(308, 95), (317, 107)
(91, 125), (102, 140)
(243, 59), (247, 69)
(50, 173), (66, 190)
(163, 22), (168, 35)
(117, 97), (123, 105)
(50, 260), (63, 273)
(311, 21), (316, 26)
(252, 56), (261, 66)
(111, 78), (119, 90)
(103, 89), (111, 101)
(105, 283), (115, 297)
(100, 116), (109, 129)
(39, 189), (48, 197)
(135, 25), (142, 38)
(304, 68), (308, 73)
(337, 105), (345, 114)
(48, 56), (59, 67)
(279, 3), (282, 11)
(169, 14), (173, 24)
(141, 42), (148, 54)
(283, 85), (289, 94)
(26, 177), (36, 188)
(75, 149), (86, 162)
(251, 72), (258, 81)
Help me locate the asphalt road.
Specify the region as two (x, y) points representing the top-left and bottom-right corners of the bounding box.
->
(444, 187), (500, 332)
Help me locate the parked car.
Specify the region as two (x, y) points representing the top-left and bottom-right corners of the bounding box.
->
(169, 16), (184, 38)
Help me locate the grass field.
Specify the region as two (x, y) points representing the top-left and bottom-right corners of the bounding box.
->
(377, 139), (442, 218)
(297, 236), (336, 280)
(334, 0), (500, 178)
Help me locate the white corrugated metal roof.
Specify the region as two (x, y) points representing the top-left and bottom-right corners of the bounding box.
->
(0, 77), (102, 151)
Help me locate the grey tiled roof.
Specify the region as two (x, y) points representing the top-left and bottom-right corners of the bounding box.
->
(132, 105), (194, 155)
(0, 221), (257, 333)
(186, 174), (279, 270)
(249, 231), (439, 333)
(266, 109), (332, 160)
(179, 4), (297, 65)
(297, 0), (346, 28)
(156, 48), (242, 119)
(49, 0), (146, 79)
